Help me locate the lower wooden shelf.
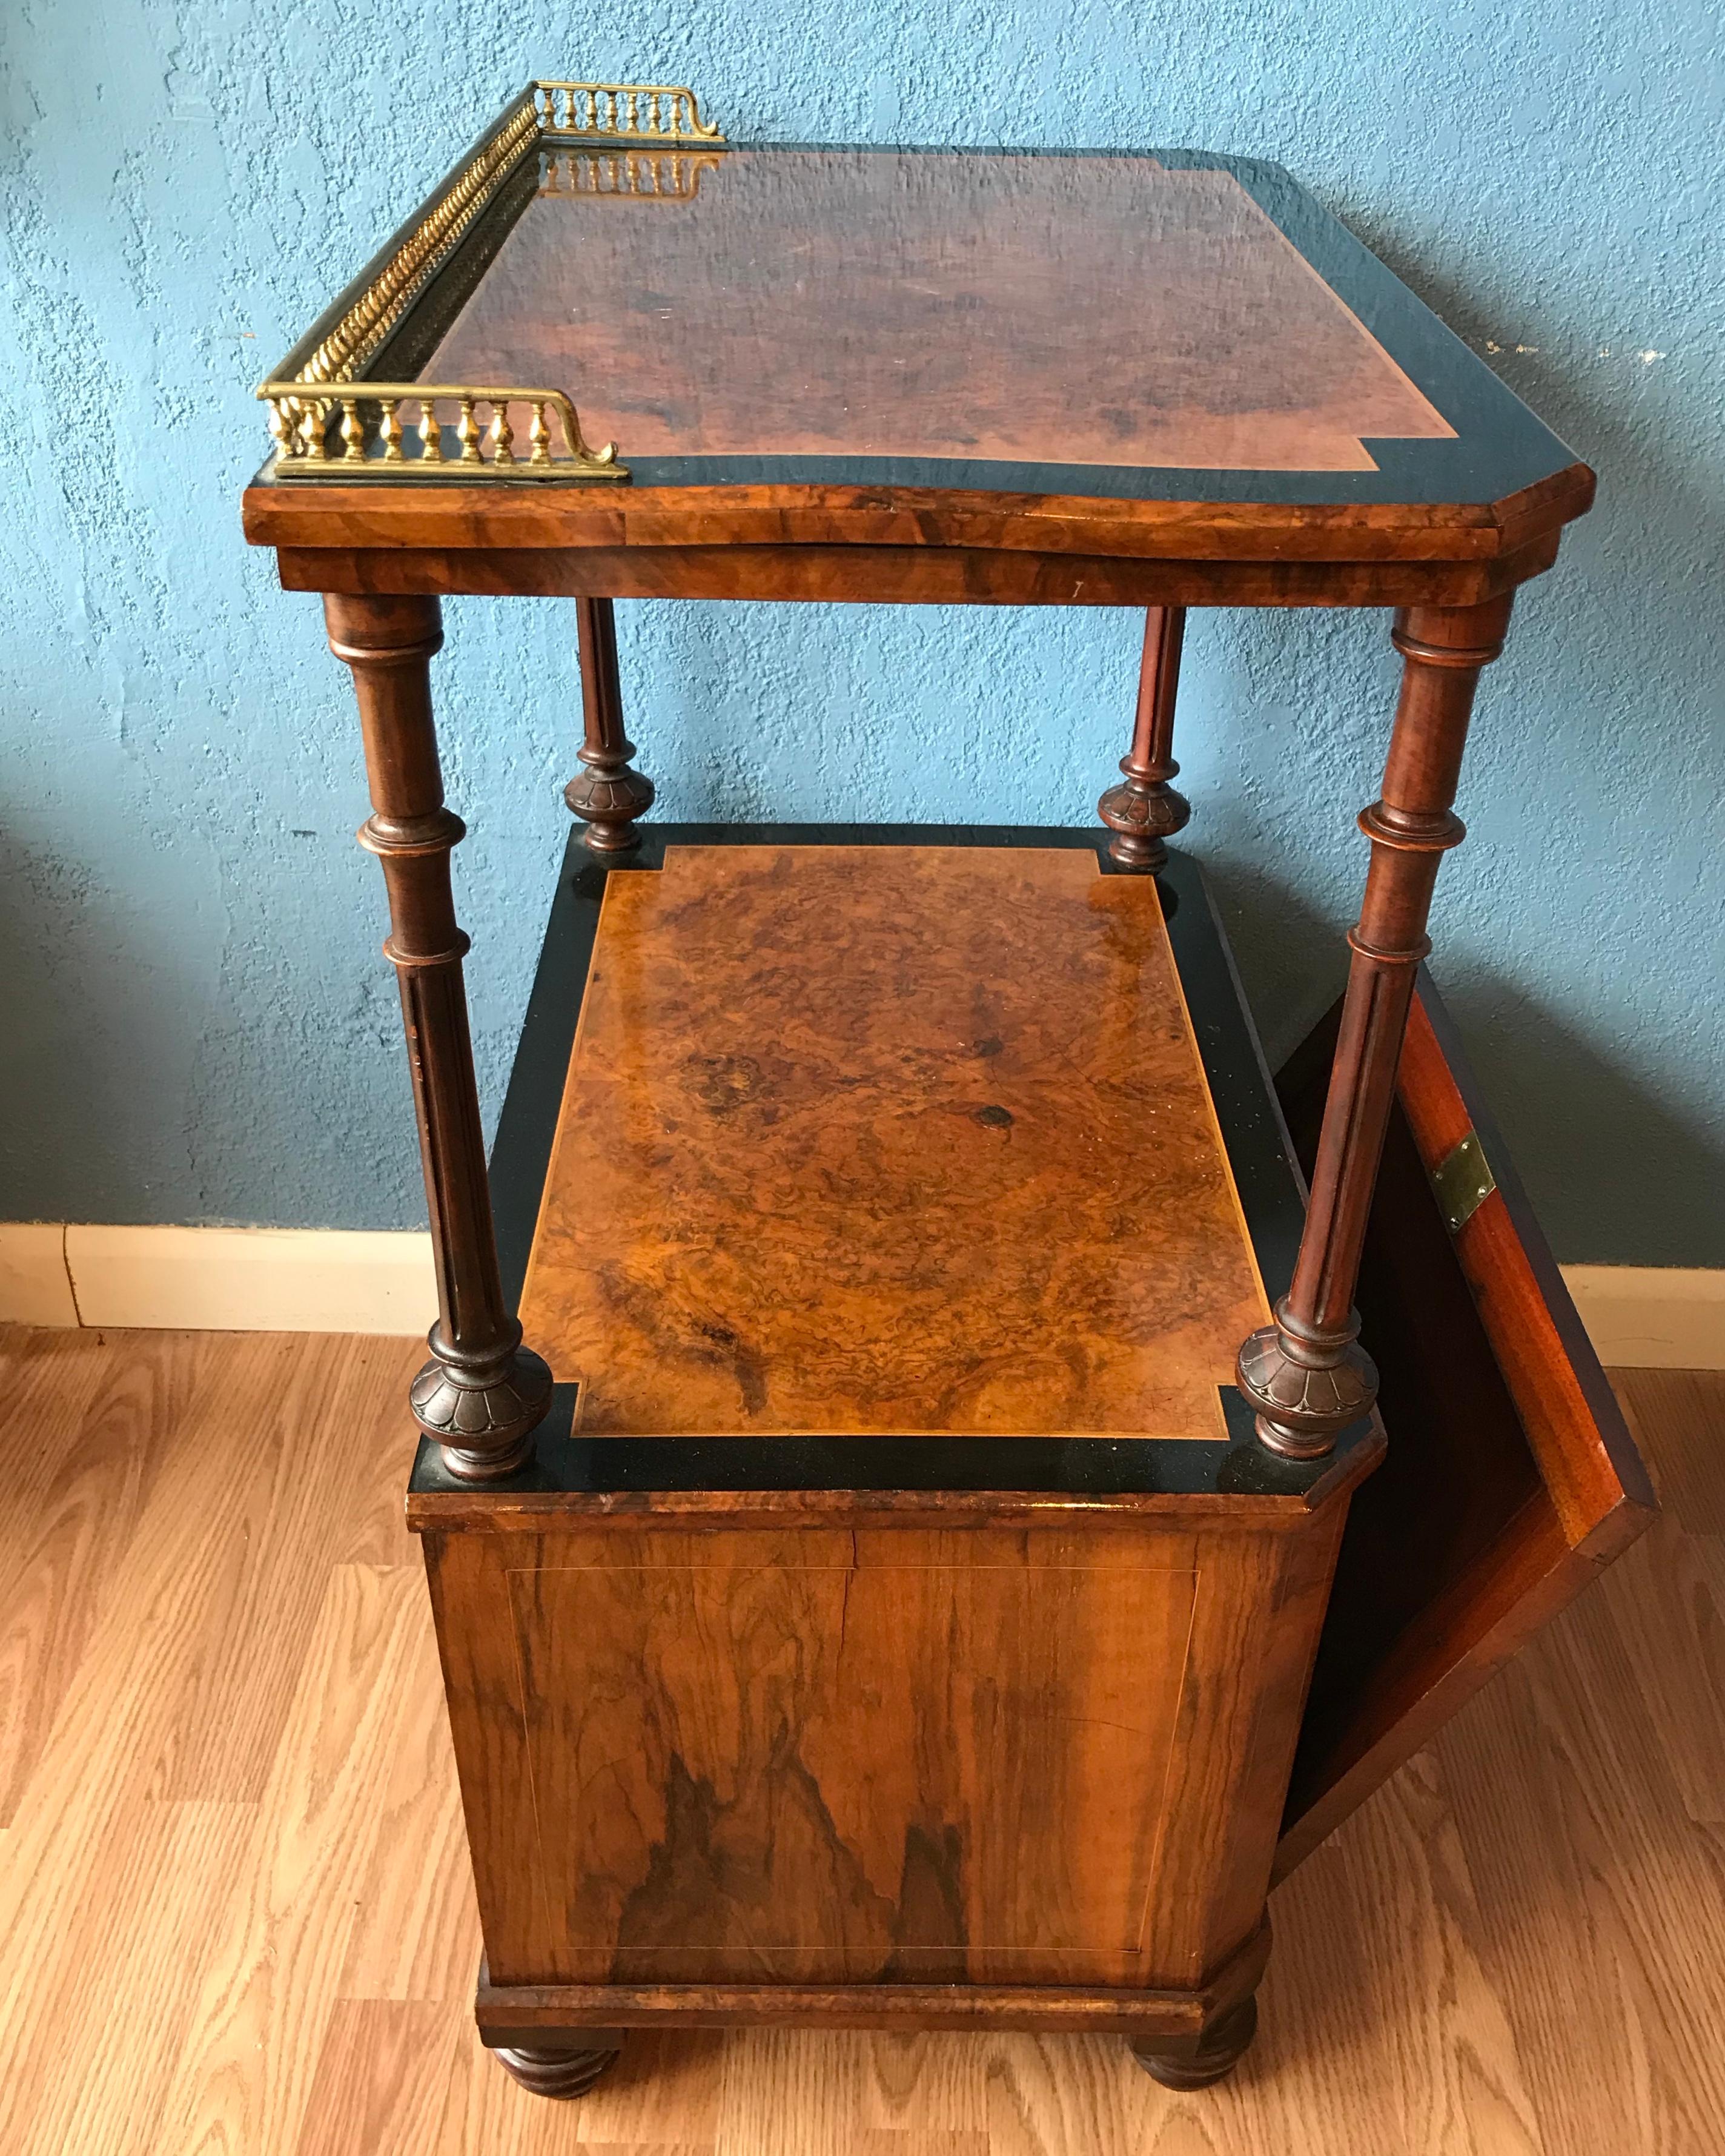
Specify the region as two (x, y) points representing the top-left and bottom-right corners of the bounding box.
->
(520, 837), (1268, 1441)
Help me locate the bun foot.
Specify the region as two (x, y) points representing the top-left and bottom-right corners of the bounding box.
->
(491, 2040), (622, 2100)
(1129, 1995), (1258, 2090)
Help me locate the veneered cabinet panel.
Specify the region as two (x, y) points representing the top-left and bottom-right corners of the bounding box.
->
(497, 1530), (1199, 1984)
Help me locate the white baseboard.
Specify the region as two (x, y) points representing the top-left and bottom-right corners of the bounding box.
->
(0, 1224), (435, 1337)
(0, 1225), (81, 1327)
(0, 1225), (1720, 1369)
(1559, 1266), (1725, 1371)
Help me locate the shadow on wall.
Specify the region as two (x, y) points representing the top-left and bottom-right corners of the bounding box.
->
(0, 830), (190, 1222)
(1207, 859), (1725, 1272)
(1440, 976), (1725, 1269)
(1200, 859), (1349, 1079)
(1366, 216), (1725, 527)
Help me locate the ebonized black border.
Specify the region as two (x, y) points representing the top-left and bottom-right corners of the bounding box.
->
(408, 825), (1371, 1503)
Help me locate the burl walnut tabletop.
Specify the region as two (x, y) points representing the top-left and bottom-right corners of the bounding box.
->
(427, 151), (1452, 475)
(243, 90), (1593, 603)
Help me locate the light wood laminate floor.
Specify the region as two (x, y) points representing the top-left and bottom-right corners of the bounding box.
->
(0, 1328), (1719, 2155)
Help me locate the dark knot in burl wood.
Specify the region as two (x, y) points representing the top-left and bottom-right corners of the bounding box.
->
(1236, 1300), (1378, 1458)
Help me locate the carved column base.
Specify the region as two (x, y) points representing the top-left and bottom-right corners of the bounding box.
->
(491, 2040), (622, 2100)
(1129, 1995), (1259, 2090)
(565, 759), (655, 853)
(1098, 763), (1191, 873)
(410, 1329), (553, 1482)
(1236, 1300), (1378, 1458)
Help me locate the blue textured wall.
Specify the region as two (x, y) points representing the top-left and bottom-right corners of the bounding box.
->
(1, 3), (1720, 1262)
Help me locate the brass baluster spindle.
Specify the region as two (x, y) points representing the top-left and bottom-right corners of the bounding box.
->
(267, 399), (296, 461)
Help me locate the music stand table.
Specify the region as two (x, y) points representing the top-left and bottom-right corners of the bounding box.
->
(242, 81), (1652, 2098)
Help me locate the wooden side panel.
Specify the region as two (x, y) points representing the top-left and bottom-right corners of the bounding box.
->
(428, 1511), (1348, 1994)
(1139, 1504), (1347, 1983)
(420, 1532), (548, 1969)
(1274, 974), (1656, 1877)
(267, 535), (1564, 610)
(512, 1527), (1197, 1983)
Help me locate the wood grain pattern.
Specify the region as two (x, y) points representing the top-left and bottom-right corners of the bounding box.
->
(151, 1564), (432, 2154)
(0, 1328), (1718, 2152)
(482, 1527), (1200, 1985)
(520, 845), (1268, 1440)
(431, 1495), (1330, 1999)
(244, 469), (1594, 569)
(0, 1331), (157, 1823)
(426, 153), (1452, 471)
(266, 532), (1568, 611)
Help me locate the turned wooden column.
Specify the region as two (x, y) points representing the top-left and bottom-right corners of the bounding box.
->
(1237, 595), (1514, 1455)
(566, 596), (654, 850)
(1098, 606), (1191, 870)
(325, 592), (552, 1481)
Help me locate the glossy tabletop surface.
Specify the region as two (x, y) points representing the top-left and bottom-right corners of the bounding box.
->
(518, 844), (1270, 1441)
(376, 141), (1583, 509)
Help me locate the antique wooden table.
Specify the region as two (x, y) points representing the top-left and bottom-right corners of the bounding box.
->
(242, 81), (1654, 2098)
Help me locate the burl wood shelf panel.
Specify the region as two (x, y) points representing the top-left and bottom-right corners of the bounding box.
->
(521, 844), (1267, 1440)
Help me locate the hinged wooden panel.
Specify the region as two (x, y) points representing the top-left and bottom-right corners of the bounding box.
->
(1274, 971), (1656, 1877)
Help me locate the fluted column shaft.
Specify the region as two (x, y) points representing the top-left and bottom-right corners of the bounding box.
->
(325, 592), (551, 1481)
(1237, 595), (1514, 1456)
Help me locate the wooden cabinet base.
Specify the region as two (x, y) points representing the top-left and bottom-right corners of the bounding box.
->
(411, 828), (1649, 2092)
(473, 1913), (1271, 2040)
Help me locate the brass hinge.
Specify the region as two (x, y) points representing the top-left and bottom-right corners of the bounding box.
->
(1431, 1127), (1497, 1234)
